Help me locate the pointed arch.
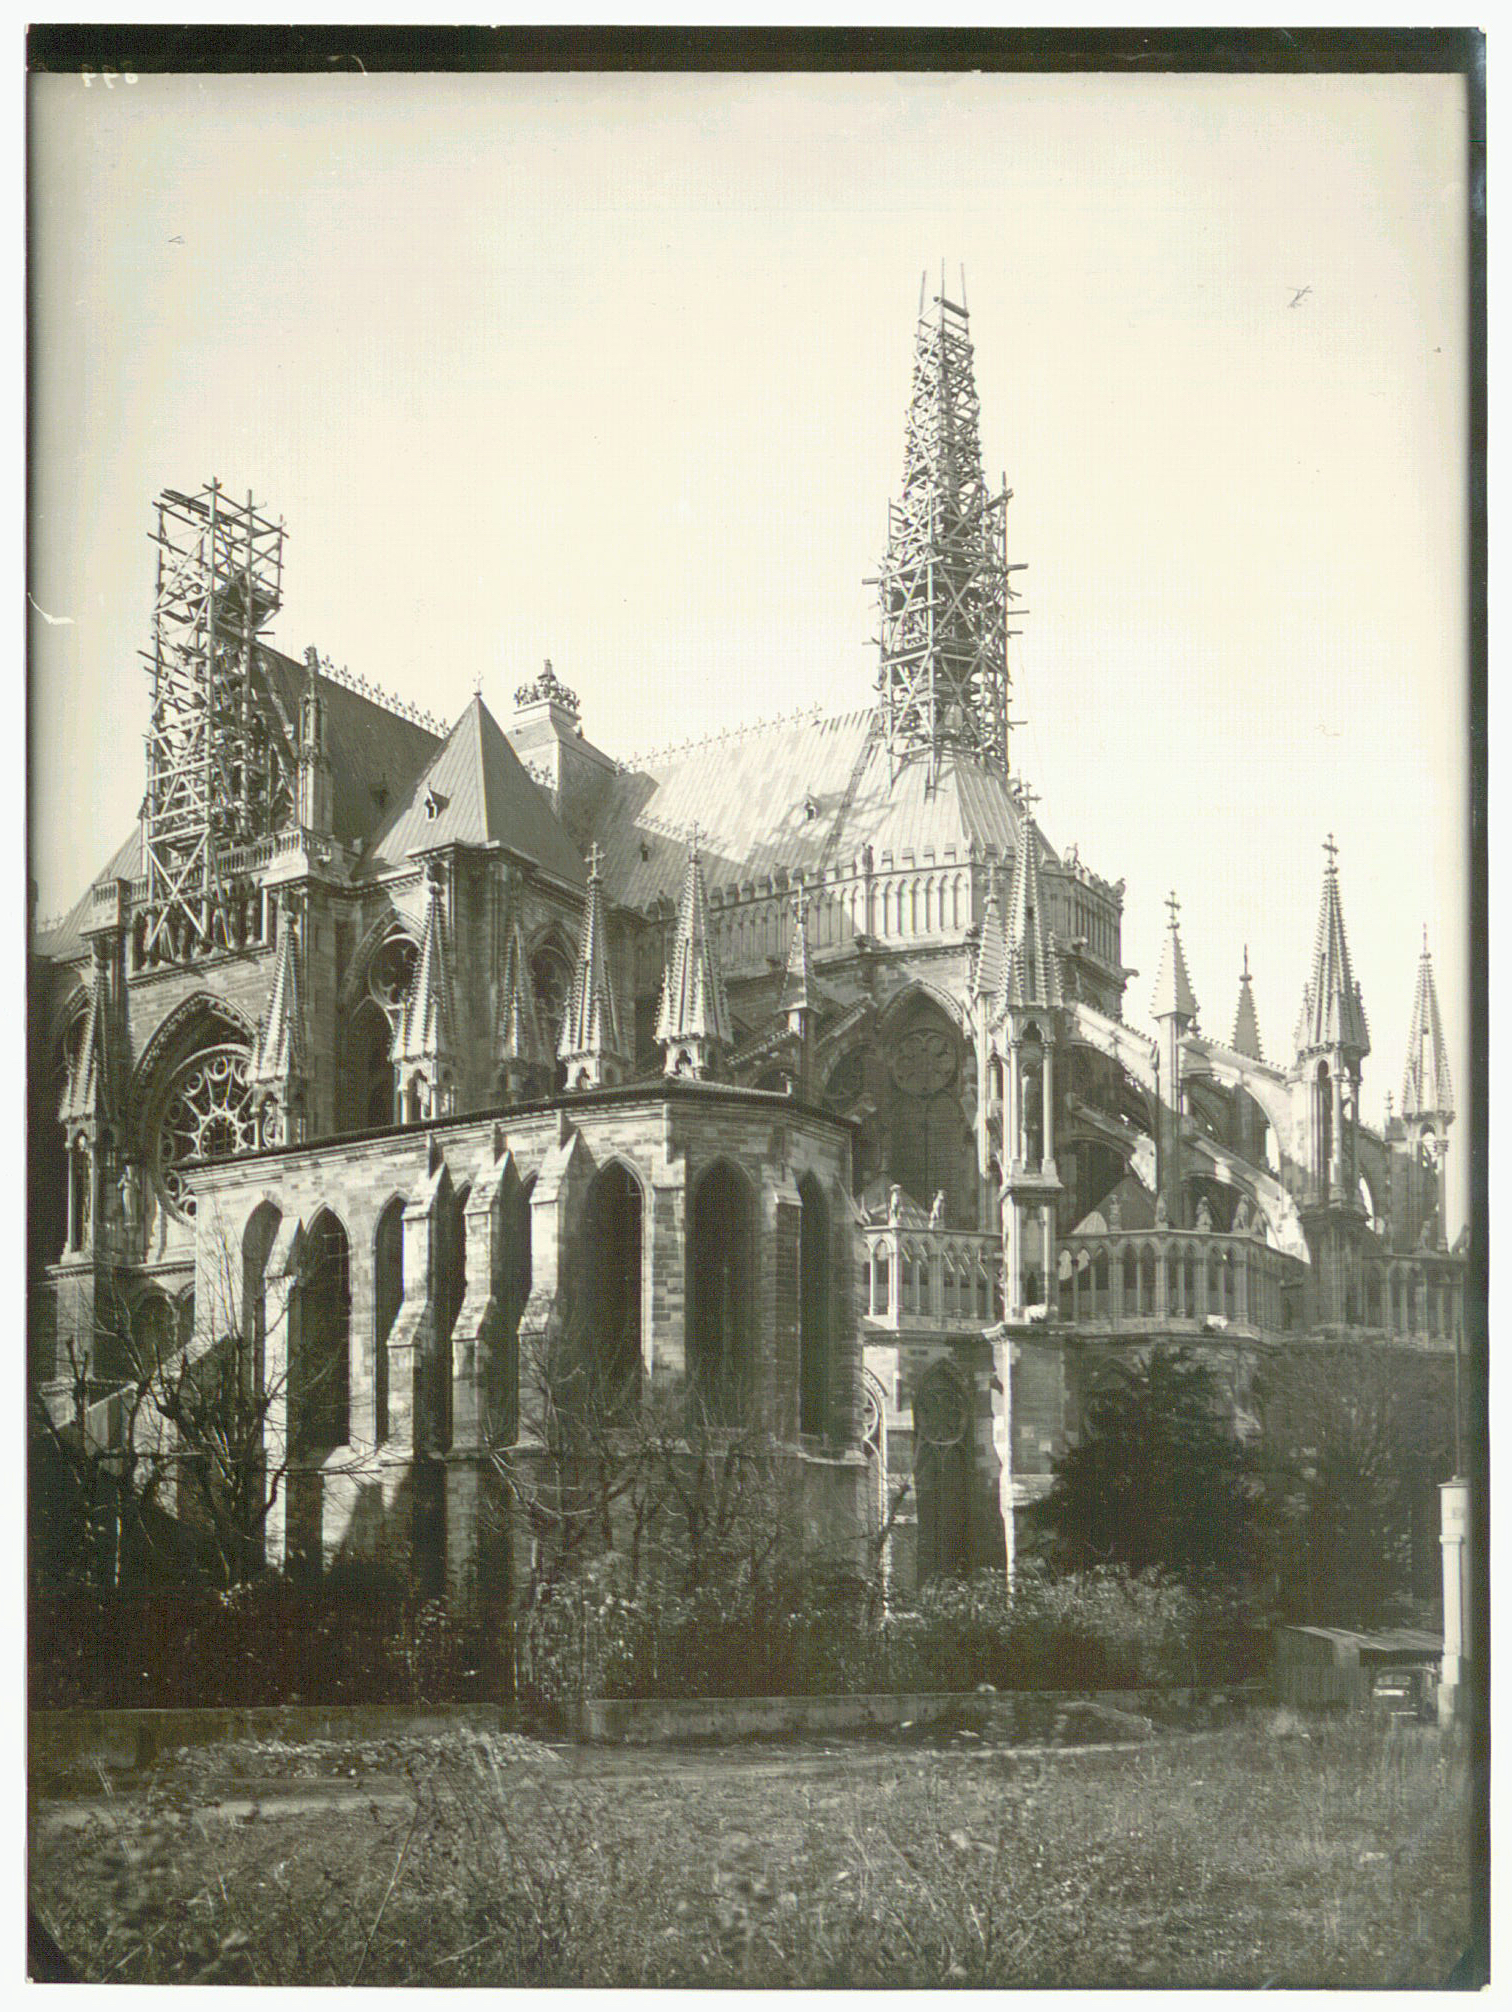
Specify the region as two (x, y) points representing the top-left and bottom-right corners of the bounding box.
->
(579, 1157), (644, 1407)
(373, 1195), (406, 1444)
(798, 1171), (833, 1437)
(293, 1208), (351, 1455)
(689, 1158), (756, 1423)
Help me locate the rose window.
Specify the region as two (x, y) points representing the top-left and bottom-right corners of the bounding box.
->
(914, 1373), (968, 1448)
(369, 933), (419, 1018)
(156, 1045), (259, 1216)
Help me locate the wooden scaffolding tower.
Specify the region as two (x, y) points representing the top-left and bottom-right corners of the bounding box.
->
(140, 482), (290, 953)
(874, 277), (1019, 786)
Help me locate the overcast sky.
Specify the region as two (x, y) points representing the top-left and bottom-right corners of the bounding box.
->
(28, 69), (1471, 1231)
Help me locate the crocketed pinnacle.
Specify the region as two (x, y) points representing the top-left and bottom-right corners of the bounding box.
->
(251, 915), (304, 1084)
(497, 910), (546, 1072)
(998, 812), (1063, 1014)
(1294, 837), (1370, 1059)
(777, 889), (816, 1021)
(971, 873), (1008, 1000)
(1401, 932), (1453, 1121)
(1231, 944), (1263, 1061)
(1151, 892), (1198, 1027)
(655, 837), (732, 1052)
(560, 846), (624, 1065)
(58, 960), (110, 1122)
(395, 877), (457, 1066)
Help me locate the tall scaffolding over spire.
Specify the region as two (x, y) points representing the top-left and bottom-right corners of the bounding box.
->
(874, 273), (1016, 787)
(141, 482), (290, 954)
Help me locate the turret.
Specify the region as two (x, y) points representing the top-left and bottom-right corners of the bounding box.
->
(1399, 929), (1454, 1247)
(1150, 891), (1198, 1229)
(994, 796), (1063, 1316)
(249, 904), (307, 1143)
(654, 833), (732, 1080)
(1232, 944), (1263, 1062)
(559, 843), (627, 1090)
(495, 901), (549, 1105)
(1290, 835), (1370, 1209)
(297, 646), (334, 836)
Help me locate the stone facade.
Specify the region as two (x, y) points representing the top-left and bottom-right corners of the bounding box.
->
(30, 283), (1466, 1604)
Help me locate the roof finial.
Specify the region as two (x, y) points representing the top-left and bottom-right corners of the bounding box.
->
(1323, 832), (1339, 873)
(585, 841), (604, 882)
(688, 820), (701, 861)
(1166, 889), (1181, 931)
(1423, 921), (1430, 955)
(1019, 780), (1040, 823)
(1242, 942), (1251, 980)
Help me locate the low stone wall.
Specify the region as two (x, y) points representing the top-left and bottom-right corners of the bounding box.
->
(561, 1687), (1194, 1745)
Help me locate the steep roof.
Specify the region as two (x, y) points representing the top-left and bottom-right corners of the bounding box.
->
(970, 873), (1007, 999)
(655, 842), (733, 1051)
(357, 695), (586, 887)
(36, 825), (142, 965)
(1295, 843), (1370, 1058)
(559, 854), (624, 1064)
(58, 959), (109, 1122)
(1401, 935), (1453, 1121)
(1231, 946), (1263, 1061)
(260, 648), (443, 850)
(589, 707), (1035, 912)
(1151, 899), (1199, 1026)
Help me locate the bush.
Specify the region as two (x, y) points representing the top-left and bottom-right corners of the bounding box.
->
(513, 1563), (1256, 1707)
(30, 1577), (514, 1710)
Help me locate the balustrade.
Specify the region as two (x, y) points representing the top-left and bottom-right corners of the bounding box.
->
(860, 1223), (1002, 1331)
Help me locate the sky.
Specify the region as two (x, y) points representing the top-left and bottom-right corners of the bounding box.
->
(27, 69), (1472, 1232)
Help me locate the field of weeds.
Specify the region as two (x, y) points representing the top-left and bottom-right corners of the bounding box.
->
(30, 1711), (1475, 1987)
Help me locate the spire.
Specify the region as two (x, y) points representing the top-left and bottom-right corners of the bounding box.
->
(655, 832), (732, 1077)
(251, 912), (304, 1087)
(394, 874), (458, 1108)
(1401, 931), (1453, 1122)
(496, 906), (547, 1095)
(559, 842), (626, 1087)
(1151, 891), (1199, 1027)
(778, 886), (817, 1029)
(971, 872), (1008, 1000)
(1231, 944), (1263, 1061)
(1295, 834), (1370, 1059)
(876, 274), (1012, 784)
(999, 800), (1063, 1014)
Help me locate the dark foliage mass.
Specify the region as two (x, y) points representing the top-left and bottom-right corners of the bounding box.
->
(1034, 1350), (1262, 1588)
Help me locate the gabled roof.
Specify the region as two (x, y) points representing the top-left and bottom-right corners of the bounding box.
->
(358, 695), (586, 887)
(1151, 899), (1199, 1026)
(777, 891), (817, 1019)
(1295, 843), (1370, 1059)
(498, 912), (548, 1070)
(588, 707), (1035, 913)
(559, 855), (624, 1064)
(36, 825), (142, 966)
(394, 879), (457, 1066)
(655, 842), (733, 1051)
(999, 812), (1063, 1013)
(251, 918), (304, 1085)
(1401, 935), (1453, 1121)
(1231, 946), (1263, 1061)
(260, 648), (443, 850)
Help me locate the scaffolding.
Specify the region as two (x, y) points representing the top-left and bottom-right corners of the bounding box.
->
(140, 483), (291, 954)
(874, 281), (1019, 786)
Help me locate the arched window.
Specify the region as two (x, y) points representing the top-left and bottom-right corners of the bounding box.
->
(294, 1212), (350, 1455)
(1140, 1247), (1156, 1317)
(373, 1198), (405, 1444)
(799, 1173), (832, 1438)
(886, 998), (969, 1220)
(349, 999), (397, 1131)
(1316, 1060), (1332, 1186)
(914, 1365), (971, 1584)
(690, 1160), (755, 1423)
(243, 1200), (282, 1407)
(530, 938), (574, 1090)
(581, 1162), (643, 1408)
(1093, 1247), (1109, 1317)
(493, 1171), (533, 1441)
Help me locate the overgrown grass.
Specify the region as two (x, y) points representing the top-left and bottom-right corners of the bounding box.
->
(31, 1711), (1473, 1986)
